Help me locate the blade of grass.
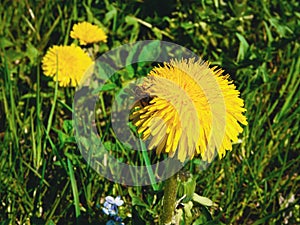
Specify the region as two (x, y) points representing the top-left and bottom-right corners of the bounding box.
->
(67, 158), (81, 219)
(0, 41), (19, 150)
(36, 54), (43, 171)
(43, 49), (59, 154)
(140, 139), (159, 191)
(46, 180), (70, 222)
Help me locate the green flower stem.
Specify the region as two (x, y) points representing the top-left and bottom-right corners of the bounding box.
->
(161, 173), (178, 225)
(140, 139), (159, 191)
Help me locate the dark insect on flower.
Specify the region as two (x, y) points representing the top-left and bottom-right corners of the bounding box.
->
(133, 84), (153, 108)
(125, 83), (154, 110)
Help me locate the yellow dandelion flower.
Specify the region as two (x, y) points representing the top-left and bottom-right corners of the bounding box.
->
(131, 58), (247, 162)
(70, 21), (107, 45)
(42, 45), (93, 87)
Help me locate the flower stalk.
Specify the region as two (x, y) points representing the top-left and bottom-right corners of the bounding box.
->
(161, 173), (178, 225)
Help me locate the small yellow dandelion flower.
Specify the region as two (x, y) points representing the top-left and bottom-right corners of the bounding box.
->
(70, 21), (107, 45)
(131, 58), (247, 162)
(42, 45), (93, 87)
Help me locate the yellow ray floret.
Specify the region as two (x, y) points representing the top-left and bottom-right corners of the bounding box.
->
(131, 58), (247, 162)
(42, 45), (93, 87)
(70, 21), (107, 45)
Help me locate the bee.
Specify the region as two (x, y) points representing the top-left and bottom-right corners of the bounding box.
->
(133, 85), (153, 108)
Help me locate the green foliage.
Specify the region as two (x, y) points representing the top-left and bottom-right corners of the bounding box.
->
(0, 0), (299, 224)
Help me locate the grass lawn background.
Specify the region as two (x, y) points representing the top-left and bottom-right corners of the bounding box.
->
(0, 0), (299, 224)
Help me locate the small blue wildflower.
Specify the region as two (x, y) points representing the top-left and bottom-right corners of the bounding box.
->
(105, 196), (124, 207)
(102, 195), (125, 224)
(102, 207), (110, 215)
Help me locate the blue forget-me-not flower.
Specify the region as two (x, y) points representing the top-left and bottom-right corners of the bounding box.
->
(102, 196), (124, 225)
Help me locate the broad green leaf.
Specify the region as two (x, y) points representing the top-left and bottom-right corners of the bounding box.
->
(137, 40), (161, 62)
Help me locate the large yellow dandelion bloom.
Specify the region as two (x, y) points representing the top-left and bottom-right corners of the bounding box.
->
(70, 21), (107, 45)
(42, 45), (93, 87)
(131, 58), (247, 162)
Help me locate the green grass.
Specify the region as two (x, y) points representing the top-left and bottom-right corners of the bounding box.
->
(0, 0), (299, 224)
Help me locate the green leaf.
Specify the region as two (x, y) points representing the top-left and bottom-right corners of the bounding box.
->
(45, 220), (56, 225)
(269, 18), (293, 37)
(67, 159), (81, 218)
(63, 120), (73, 134)
(236, 33), (249, 62)
(131, 196), (149, 208)
(0, 37), (14, 48)
(192, 193), (214, 207)
(137, 40), (161, 62)
(101, 82), (117, 91)
(125, 15), (139, 25)
(26, 42), (39, 64)
(104, 5), (117, 24)
(5, 48), (24, 62)
(103, 141), (115, 150)
(178, 174), (196, 202)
